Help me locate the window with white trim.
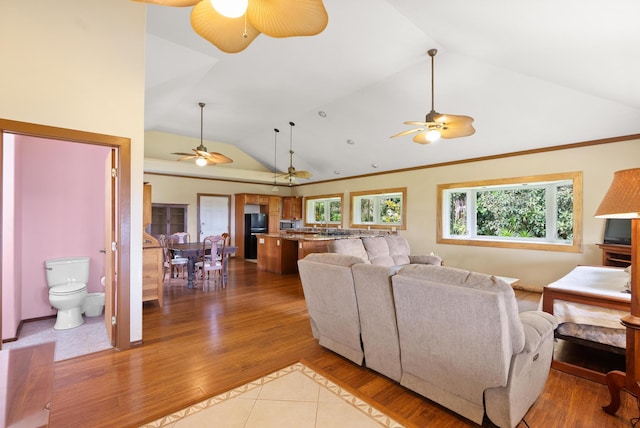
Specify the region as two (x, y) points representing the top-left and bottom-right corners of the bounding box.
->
(305, 194), (342, 225)
(350, 188), (406, 229)
(438, 172), (582, 252)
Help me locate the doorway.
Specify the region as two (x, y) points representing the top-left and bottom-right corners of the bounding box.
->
(198, 194), (231, 242)
(0, 119), (131, 351)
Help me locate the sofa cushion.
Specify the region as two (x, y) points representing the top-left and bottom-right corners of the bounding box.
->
(361, 237), (395, 266)
(327, 239), (370, 263)
(384, 235), (411, 265)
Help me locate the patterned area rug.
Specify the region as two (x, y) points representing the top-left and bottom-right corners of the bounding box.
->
(140, 361), (406, 428)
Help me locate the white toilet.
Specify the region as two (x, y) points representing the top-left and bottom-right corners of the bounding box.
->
(45, 256), (90, 330)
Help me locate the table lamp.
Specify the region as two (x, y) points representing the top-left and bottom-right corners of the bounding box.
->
(594, 168), (640, 415)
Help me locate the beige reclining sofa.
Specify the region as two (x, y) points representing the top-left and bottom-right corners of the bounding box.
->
(297, 242), (557, 428)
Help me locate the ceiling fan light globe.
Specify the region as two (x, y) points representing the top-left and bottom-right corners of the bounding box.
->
(195, 157), (208, 167)
(210, 0), (248, 18)
(426, 129), (441, 142)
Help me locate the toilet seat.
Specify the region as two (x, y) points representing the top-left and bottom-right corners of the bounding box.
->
(50, 282), (87, 296)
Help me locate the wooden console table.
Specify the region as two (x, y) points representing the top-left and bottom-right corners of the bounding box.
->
(0, 342), (55, 427)
(598, 243), (632, 267)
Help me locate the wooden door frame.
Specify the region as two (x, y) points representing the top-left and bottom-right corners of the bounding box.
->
(0, 118), (131, 350)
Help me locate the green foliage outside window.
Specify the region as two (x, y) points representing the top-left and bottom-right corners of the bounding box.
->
(476, 188), (547, 237)
(360, 199), (374, 222)
(447, 184), (573, 241)
(449, 192), (467, 235)
(313, 201), (325, 222)
(329, 200), (342, 222)
(556, 185), (574, 240)
(379, 197), (401, 223)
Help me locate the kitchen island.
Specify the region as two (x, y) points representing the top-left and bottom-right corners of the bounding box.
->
(256, 230), (393, 274)
(256, 233), (335, 274)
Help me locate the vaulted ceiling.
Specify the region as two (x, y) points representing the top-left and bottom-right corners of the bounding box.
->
(142, 0), (640, 184)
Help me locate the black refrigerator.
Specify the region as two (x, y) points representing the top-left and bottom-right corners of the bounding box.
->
(244, 213), (268, 259)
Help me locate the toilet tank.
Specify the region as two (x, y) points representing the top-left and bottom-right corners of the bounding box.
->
(44, 256), (90, 288)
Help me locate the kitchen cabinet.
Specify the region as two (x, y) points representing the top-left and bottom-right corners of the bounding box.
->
(268, 196), (282, 234)
(297, 239), (330, 259)
(235, 193), (281, 258)
(257, 235), (298, 274)
(148, 204), (188, 238)
(241, 193), (270, 205)
(282, 196), (303, 220)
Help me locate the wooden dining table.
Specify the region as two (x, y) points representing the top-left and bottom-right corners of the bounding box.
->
(172, 242), (237, 289)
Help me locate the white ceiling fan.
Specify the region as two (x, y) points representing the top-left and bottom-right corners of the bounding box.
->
(171, 102), (233, 167)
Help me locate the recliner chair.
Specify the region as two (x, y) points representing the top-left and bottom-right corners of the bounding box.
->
(392, 264), (557, 428)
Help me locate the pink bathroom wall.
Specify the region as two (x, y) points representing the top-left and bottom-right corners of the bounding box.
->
(18, 135), (111, 320)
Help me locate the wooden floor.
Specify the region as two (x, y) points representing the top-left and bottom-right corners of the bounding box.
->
(48, 259), (638, 427)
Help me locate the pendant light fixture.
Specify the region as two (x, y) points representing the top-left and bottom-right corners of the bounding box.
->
(272, 128), (280, 192)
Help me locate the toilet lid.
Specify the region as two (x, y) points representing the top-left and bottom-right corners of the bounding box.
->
(50, 282), (87, 295)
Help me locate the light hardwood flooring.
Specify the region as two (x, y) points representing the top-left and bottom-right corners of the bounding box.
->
(45, 259), (638, 427)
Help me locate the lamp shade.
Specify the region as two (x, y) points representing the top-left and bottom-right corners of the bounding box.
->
(595, 168), (640, 219)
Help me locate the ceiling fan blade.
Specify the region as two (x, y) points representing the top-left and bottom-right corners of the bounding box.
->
(171, 152), (196, 156)
(294, 170), (312, 179)
(440, 125), (476, 139)
(435, 113), (475, 128)
(249, 0), (328, 38)
(177, 155), (197, 161)
(412, 132), (433, 145)
(390, 127), (424, 138)
(203, 152), (233, 164)
(191, 1), (260, 53)
(404, 121), (432, 126)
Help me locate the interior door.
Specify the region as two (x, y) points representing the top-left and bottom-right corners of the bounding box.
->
(104, 149), (116, 345)
(198, 195), (231, 242)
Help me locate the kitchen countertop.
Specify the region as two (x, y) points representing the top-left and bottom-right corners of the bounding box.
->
(258, 233), (383, 241)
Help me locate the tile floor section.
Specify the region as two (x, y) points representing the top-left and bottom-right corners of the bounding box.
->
(2, 315), (112, 361)
(140, 362), (405, 428)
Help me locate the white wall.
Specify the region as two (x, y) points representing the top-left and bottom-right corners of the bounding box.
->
(293, 138), (640, 290)
(0, 1), (147, 341)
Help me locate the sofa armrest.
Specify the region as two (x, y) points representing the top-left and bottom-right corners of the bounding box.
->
(409, 254), (443, 266)
(519, 311), (558, 353)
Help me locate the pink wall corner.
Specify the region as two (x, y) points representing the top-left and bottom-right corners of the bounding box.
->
(17, 136), (111, 320)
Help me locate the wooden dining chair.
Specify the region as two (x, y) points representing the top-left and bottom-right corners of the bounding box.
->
(161, 238), (188, 284)
(194, 235), (226, 288)
(170, 232), (190, 244)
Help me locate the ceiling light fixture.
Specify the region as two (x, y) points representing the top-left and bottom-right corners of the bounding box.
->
(210, 0), (248, 18)
(134, 0), (328, 54)
(391, 48), (475, 144)
(195, 157), (208, 167)
(318, 111), (327, 118)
